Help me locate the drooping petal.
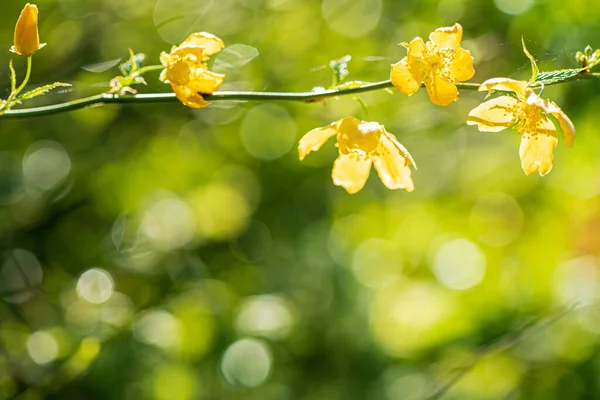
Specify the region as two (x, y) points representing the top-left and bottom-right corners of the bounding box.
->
(171, 84), (210, 109)
(390, 58), (421, 96)
(424, 74), (458, 106)
(479, 78), (528, 96)
(298, 123), (338, 160)
(332, 153), (372, 194)
(519, 119), (557, 176)
(450, 47), (475, 82)
(467, 96), (519, 132)
(372, 133), (414, 192)
(526, 92), (575, 147)
(190, 69), (225, 94)
(182, 32), (224, 56)
(429, 23), (463, 50)
(382, 130), (417, 168)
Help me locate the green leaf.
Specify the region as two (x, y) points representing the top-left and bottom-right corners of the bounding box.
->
(19, 82), (72, 101)
(119, 53), (146, 76)
(212, 44), (259, 74)
(153, 0), (214, 43)
(521, 36), (539, 83)
(535, 69), (583, 85)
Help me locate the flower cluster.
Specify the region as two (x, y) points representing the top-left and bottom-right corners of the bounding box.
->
(3, 7), (585, 194)
(159, 32), (225, 108)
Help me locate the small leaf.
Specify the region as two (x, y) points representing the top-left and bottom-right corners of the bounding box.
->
(329, 54), (351, 86)
(521, 36), (539, 83)
(212, 44), (259, 74)
(119, 53), (146, 76)
(536, 69), (583, 85)
(19, 82), (72, 101)
(81, 58), (122, 73)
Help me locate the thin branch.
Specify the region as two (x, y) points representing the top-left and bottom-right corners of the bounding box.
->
(1, 72), (600, 119)
(424, 304), (577, 400)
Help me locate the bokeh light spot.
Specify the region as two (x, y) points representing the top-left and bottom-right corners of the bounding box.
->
(352, 238), (403, 289)
(76, 268), (114, 304)
(493, 0), (535, 15)
(554, 256), (599, 306)
(235, 295), (295, 339)
(221, 338), (272, 387)
(141, 194), (196, 250)
(133, 310), (181, 349)
(432, 239), (486, 290)
(322, 0), (382, 38)
(26, 331), (59, 365)
(240, 104), (296, 160)
(22, 141), (71, 191)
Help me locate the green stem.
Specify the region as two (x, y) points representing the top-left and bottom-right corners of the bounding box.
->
(2, 56), (32, 112)
(14, 56), (32, 96)
(131, 64), (164, 79)
(2, 72), (600, 120)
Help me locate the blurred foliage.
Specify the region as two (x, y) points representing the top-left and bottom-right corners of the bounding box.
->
(1, 0), (600, 399)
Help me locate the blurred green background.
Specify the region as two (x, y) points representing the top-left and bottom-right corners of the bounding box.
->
(1, 0), (600, 399)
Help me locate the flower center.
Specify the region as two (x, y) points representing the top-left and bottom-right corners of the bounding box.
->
(514, 102), (544, 135)
(337, 120), (381, 155)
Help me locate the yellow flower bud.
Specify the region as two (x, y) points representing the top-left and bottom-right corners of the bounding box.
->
(13, 3), (41, 56)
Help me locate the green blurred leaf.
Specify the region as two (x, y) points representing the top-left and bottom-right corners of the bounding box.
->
(212, 44), (259, 74)
(81, 58), (122, 73)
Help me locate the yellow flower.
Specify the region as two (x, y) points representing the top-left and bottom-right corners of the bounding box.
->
(159, 32), (225, 108)
(298, 117), (416, 194)
(467, 78), (575, 176)
(390, 23), (474, 106)
(13, 3), (41, 56)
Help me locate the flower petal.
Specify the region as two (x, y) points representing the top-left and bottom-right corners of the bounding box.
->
(425, 74), (458, 106)
(373, 133), (415, 192)
(332, 153), (372, 194)
(407, 37), (428, 82)
(519, 120), (557, 176)
(171, 84), (210, 108)
(526, 92), (575, 147)
(298, 123), (338, 161)
(182, 32), (224, 56)
(429, 23), (463, 50)
(467, 96), (518, 132)
(391, 58), (421, 96)
(171, 45), (206, 65)
(479, 78), (528, 96)
(190, 69), (225, 94)
(450, 47), (475, 82)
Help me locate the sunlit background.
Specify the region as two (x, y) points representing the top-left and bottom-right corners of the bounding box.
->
(1, 0), (600, 399)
